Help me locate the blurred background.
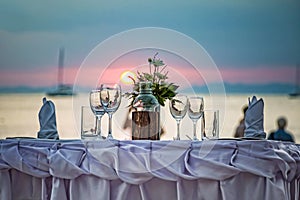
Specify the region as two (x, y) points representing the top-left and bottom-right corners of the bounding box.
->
(0, 0), (299, 142)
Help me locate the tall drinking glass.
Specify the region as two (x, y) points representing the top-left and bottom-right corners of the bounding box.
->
(89, 89), (105, 139)
(202, 109), (219, 140)
(169, 95), (188, 140)
(100, 83), (122, 139)
(188, 96), (204, 140)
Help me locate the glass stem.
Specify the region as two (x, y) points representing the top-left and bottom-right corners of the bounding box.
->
(96, 115), (102, 138)
(107, 113), (113, 139)
(176, 119), (181, 140)
(200, 116), (204, 140)
(193, 120), (198, 140)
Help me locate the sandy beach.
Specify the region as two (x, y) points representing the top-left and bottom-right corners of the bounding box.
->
(0, 93), (299, 143)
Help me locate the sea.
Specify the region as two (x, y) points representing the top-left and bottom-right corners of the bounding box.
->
(0, 93), (299, 143)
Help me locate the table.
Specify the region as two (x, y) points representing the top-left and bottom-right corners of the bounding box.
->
(0, 139), (299, 200)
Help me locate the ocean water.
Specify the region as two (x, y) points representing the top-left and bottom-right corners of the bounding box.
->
(0, 93), (299, 143)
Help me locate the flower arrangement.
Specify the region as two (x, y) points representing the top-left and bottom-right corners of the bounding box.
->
(125, 53), (179, 106)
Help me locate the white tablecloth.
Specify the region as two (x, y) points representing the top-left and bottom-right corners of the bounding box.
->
(0, 139), (299, 200)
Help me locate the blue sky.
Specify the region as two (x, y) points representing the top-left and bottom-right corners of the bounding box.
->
(0, 0), (299, 86)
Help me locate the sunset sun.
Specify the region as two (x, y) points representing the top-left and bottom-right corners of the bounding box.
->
(120, 71), (136, 85)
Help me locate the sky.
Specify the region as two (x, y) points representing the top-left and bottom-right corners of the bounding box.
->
(0, 0), (299, 89)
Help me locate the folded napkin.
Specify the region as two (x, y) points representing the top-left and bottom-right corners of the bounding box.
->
(244, 96), (266, 139)
(37, 97), (59, 139)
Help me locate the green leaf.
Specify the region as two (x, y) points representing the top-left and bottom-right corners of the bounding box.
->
(152, 60), (164, 67)
(167, 83), (179, 91)
(156, 94), (165, 106)
(154, 72), (167, 80)
(142, 73), (154, 81)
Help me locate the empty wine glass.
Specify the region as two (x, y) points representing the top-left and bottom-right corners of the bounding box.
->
(188, 96), (204, 140)
(100, 83), (122, 139)
(169, 95), (188, 140)
(89, 89), (105, 139)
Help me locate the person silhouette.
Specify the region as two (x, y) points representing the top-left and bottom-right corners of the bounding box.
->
(234, 105), (248, 138)
(268, 117), (295, 142)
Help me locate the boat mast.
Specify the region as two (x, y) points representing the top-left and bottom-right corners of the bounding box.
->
(58, 47), (64, 86)
(296, 64), (300, 92)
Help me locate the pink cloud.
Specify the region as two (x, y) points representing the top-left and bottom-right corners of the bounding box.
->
(0, 64), (296, 87)
(76, 65), (295, 88)
(220, 66), (295, 84)
(0, 66), (78, 87)
(0, 69), (54, 87)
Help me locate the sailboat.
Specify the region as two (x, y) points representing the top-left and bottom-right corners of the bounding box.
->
(46, 48), (76, 96)
(289, 65), (300, 97)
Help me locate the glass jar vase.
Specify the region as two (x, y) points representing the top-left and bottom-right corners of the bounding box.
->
(132, 82), (160, 140)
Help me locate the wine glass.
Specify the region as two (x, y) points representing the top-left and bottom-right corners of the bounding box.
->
(188, 96), (204, 140)
(89, 89), (105, 139)
(100, 83), (122, 139)
(169, 95), (188, 140)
